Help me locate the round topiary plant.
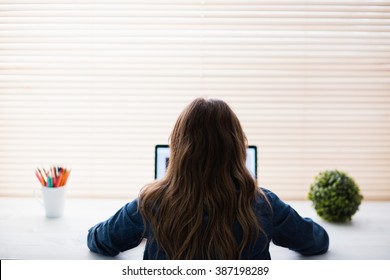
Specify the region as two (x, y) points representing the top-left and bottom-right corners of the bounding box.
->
(308, 170), (363, 222)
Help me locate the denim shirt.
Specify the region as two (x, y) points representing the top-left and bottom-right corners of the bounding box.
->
(87, 189), (329, 259)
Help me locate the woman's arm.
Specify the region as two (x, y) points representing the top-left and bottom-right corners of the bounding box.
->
(266, 190), (329, 256)
(87, 198), (145, 256)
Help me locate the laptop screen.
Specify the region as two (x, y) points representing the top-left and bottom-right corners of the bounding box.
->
(155, 145), (257, 179)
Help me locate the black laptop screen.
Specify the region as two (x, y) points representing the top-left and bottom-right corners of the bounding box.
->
(155, 145), (257, 179)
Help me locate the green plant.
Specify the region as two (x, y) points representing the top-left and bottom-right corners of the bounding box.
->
(308, 170), (363, 222)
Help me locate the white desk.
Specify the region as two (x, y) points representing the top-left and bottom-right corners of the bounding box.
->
(0, 197), (389, 260)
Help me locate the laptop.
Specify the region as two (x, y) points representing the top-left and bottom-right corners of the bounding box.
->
(154, 145), (257, 179)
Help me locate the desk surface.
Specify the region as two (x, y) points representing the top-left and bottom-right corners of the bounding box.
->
(0, 197), (389, 260)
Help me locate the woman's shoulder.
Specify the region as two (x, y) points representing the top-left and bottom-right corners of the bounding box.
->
(122, 197), (143, 220)
(255, 187), (290, 215)
(257, 187), (279, 204)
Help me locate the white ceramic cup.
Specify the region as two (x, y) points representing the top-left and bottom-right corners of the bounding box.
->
(34, 186), (66, 218)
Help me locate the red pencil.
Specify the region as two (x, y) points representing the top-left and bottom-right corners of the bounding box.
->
(35, 170), (45, 186)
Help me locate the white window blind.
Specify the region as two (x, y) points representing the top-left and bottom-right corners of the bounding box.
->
(0, 0), (389, 200)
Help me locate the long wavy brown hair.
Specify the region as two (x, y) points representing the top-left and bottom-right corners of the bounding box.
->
(139, 98), (266, 259)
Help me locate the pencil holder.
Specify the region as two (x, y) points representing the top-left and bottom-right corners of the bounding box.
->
(34, 165), (71, 218)
(34, 186), (66, 218)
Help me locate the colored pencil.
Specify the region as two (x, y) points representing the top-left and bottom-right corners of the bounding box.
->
(35, 165), (71, 187)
